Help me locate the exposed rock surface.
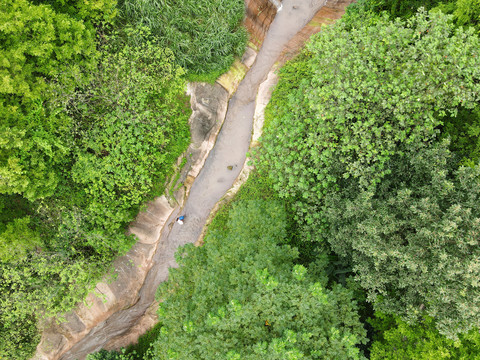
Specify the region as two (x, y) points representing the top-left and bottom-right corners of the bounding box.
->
(244, 0), (278, 48)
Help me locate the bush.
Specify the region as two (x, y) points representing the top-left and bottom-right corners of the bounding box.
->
(119, 0), (247, 78)
(64, 28), (191, 249)
(347, 0), (450, 20)
(87, 349), (136, 360)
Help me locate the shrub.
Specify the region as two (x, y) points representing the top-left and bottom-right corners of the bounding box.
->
(119, 0), (247, 78)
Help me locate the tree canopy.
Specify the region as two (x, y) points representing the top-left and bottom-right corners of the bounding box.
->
(256, 9), (480, 339)
(258, 10), (480, 214)
(152, 201), (367, 359)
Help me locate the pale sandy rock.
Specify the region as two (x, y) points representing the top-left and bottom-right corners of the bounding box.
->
(183, 82), (229, 182)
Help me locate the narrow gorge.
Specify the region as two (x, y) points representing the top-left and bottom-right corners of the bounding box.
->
(32, 1), (353, 358)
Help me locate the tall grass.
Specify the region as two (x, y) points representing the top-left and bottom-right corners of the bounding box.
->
(119, 0), (247, 80)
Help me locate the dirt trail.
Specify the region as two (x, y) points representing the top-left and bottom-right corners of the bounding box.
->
(55, 1), (332, 358)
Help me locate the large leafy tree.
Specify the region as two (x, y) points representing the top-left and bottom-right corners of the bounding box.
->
(323, 141), (480, 338)
(257, 10), (480, 228)
(152, 201), (367, 359)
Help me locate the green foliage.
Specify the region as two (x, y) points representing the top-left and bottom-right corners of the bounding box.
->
(124, 322), (162, 360)
(207, 166), (282, 234)
(453, 0), (480, 27)
(0, 313), (40, 360)
(348, 0), (480, 30)
(323, 141), (480, 338)
(341, 0), (382, 30)
(119, 0), (247, 78)
(0, 101), (72, 201)
(0, 250), (109, 359)
(441, 107), (480, 164)
(0, 0), (96, 101)
(0, 252), (107, 319)
(347, 0), (448, 19)
(38, 0), (118, 24)
(0, 0), (96, 201)
(152, 201), (367, 359)
(257, 9), (480, 231)
(370, 313), (480, 359)
(87, 349), (136, 360)
(64, 28), (190, 246)
(434, 0), (480, 30)
(0, 216), (42, 262)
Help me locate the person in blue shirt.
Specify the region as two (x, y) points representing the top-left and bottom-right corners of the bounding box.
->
(176, 215), (185, 225)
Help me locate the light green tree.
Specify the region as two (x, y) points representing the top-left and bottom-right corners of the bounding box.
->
(152, 201), (367, 359)
(370, 313), (480, 359)
(323, 141), (480, 338)
(0, 0), (97, 200)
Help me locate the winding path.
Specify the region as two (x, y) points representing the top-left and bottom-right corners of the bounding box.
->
(59, 1), (328, 358)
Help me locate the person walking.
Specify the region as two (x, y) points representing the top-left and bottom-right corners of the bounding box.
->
(176, 215), (185, 225)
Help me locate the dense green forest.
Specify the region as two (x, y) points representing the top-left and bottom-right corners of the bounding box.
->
(89, 0), (480, 359)
(2, 0), (480, 358)
(0, 0), (246, 358)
